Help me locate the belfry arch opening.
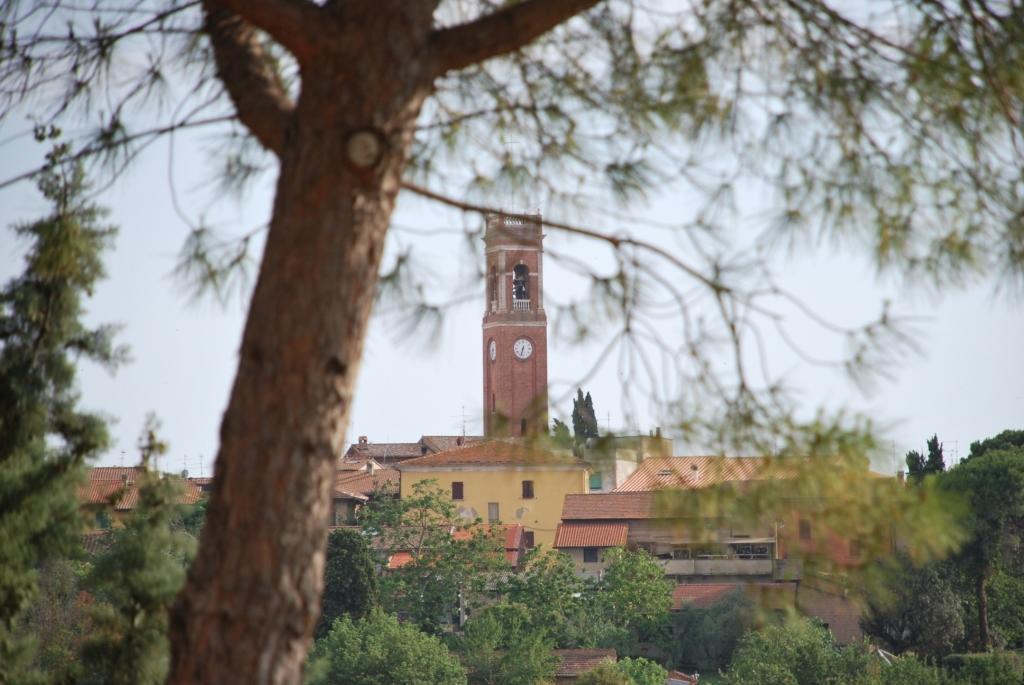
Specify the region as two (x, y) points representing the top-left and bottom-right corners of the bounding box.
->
(512, 264), (529, 309)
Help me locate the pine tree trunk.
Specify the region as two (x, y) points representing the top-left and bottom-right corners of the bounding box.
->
(976, 572), (990, 650)
(167, 51), (428, 684)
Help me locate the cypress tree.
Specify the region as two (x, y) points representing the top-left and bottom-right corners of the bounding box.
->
(0, 149), (121, 682)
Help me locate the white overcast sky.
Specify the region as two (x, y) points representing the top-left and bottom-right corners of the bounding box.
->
(1, 118), (1021, 478)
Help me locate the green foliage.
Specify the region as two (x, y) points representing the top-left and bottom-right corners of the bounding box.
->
(316, 528), (378, 639)
(939, 446), (1024, 649)
(616, 657), (667, 685)
(571, 389), (599, 443)
(942, 652), (1023, 685)
(968, 430), (1024, 461)
(77, 416), (196, 685)
(906, 434), (945, 483)
(670, 589), (754, 672)
(306, 610), (467, 685)
(552, 418), (572, 446)
(989, 572), (1024, 648)
(454, 604), (557, 685)
(720, 620), (863, 685)
(499, 548), (586, 646)
(860, 555), (967, 659)
(0, 154), (120, 682)
(17, 559), (93, 684)
(877, 656), (942, 685)
(594, 548), (673, 643)
(575, 660), (631, 685)
(360, 480), (507, 634)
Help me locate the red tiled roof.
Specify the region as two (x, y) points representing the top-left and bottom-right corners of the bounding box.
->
(333, 469), (400, 497)
(554, 522), (628, 548)
(83, 467), (202, 510)
(344, 442), (425, 463)
(671, 581), (797, 610)
(615, 456), (775, 492)
(420, 435), (483, 452)
(387, 551), (413, 569)
(453, 523), (525, 565)
(81, 530), (112, 555)
(553, 649), (616, 676)
(561, 492), (659, 520)
(400, 440), (585, 468)
(672, 583), (741, 609)
(667, 670), (699, 685)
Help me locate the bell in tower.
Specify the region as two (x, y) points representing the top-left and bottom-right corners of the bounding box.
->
(481, 212), (548, 438)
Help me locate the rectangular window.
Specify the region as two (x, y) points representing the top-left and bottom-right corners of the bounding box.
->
(799, 519), (812, 541)
(589, 472), (603, 491)
(491, 393), (495, 413)
(583, 547), (599, 563)
(488, 502), (499, 523)
(523, 531), (535, 549)
(520, 418), (527, 435)
(522, 480), (534, 499)
(452, 482), (464, 500)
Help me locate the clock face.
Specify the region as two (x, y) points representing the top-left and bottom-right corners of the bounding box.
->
(488, 339), (496, 361)
(513, 338), (534, 360)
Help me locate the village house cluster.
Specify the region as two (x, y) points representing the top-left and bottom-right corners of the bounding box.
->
(81, 213), (889, 679)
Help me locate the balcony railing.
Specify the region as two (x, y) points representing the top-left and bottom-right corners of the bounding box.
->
(512, 299), (531, 311)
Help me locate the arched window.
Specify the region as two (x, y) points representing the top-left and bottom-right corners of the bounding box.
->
(512, 264), (529, 303)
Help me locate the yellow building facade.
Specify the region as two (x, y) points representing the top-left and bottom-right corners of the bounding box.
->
(397, 440), (590, 549)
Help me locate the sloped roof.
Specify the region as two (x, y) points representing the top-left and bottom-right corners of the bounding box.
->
(667, 671), (699, 685)
(672, 583), (741, 609)
(420, 435), (483, 452)
(553, 649), (616, 676)
(344, 442), (425, 463)
(614, 456), (774, 492)
(561, 492), (659, 520)
(81, 530), (112, 555)
(333, 469), (400, 497)
(83, 467), (202, 510)
(386, 523), (526, 568)
(671, 581), (797, 610)
(553, 522), (629, 548)
(399, 439), (584, 469)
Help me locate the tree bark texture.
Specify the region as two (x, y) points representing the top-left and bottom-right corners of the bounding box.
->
(168, 1), (599, 682)
(976, 572), (990, 650)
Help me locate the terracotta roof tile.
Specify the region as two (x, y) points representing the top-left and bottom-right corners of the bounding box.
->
(420, 435), (483, 452)
(554, 522), (629, 548)
(671, 581), (797, 610)
(561, 492), (659, 520)
(672, 583), (741, 609)
(553, 649), (616, 676)
(83, 467), (202, 510)
(81, 530), (112, 555)
(344, 442), (426, 463)
(667, 670), (699, 685)
(333, 469), (399, 497)
(399, 439), (585, 468)
(614, 456), (775, 492)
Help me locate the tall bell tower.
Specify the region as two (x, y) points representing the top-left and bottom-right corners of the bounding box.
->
(482, 212), (548, 437)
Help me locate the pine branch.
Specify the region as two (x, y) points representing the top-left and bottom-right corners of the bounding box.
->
(202, 1), (297, 157)
(429, 0), (602, 76)
(210, 0), (323, 62)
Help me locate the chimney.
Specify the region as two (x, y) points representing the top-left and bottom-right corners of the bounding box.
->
(367, 461), (375, 475)
(358, 435), (368, 445)
(655, 426), (662, 438)
(457, 435), (464, 446)
(897, 470), (905, 484)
